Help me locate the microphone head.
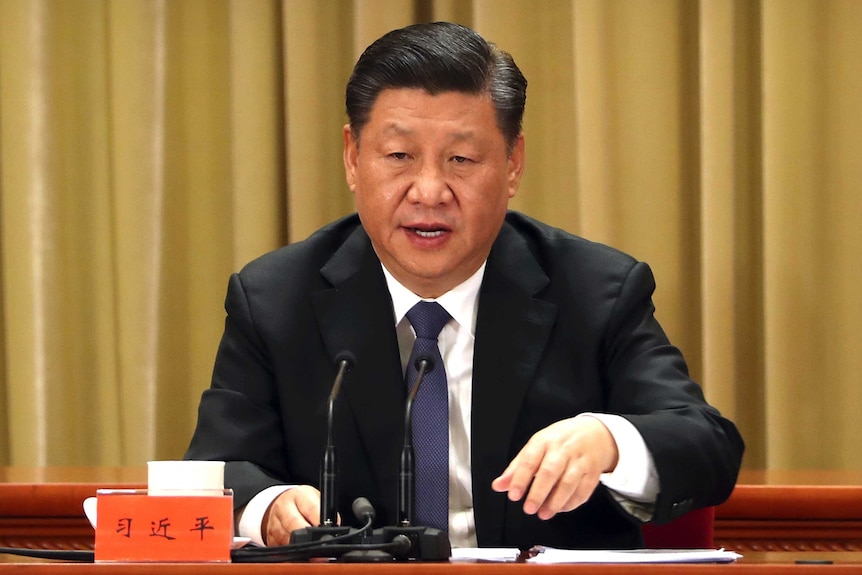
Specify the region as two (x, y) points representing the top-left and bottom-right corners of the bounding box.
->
(413, 355), (435, 373)
(351, 497), (375, 522)
(389, 534), (412, 557)
(335, 350), (356, 371)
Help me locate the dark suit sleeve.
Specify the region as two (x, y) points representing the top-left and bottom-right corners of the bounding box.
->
(185, 272), (291, 508)
(601, 262), (744, 525)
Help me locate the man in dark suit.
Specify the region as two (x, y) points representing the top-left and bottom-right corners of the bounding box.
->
(185, 22), (744, 551)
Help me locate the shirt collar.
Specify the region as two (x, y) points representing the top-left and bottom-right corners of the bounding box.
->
(382, 263), (486, 336)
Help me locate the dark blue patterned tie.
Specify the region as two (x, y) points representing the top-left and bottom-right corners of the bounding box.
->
(405, 301), (451, 532)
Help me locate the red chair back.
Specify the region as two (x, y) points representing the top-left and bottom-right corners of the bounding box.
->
(641, 506), (715, 549)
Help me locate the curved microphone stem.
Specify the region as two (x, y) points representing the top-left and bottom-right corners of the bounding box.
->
(321, 353), (354, 527)
(397, 357), (433, 527)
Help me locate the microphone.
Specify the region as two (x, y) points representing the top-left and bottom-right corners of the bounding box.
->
(352, 496), (376, 524)
(290, 351), (355, 544)
(290, 351), (449, 560)
(397, 356), (435, 526)
(367, 355), (450, 561)
(234, 497), (411, 563)
(321, 350), (355, 527)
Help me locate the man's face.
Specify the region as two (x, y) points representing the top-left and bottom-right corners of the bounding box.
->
(343, 88), (525, 298)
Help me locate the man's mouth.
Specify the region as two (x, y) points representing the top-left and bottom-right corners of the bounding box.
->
(407, 223), (449, 238)
(411, 227), (446, 238)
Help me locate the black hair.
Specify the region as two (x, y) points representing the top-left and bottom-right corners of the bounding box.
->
(345, 22), (527, 152)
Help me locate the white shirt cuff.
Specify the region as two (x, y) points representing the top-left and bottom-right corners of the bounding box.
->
(582, 412), (659, 504)
(236, 485), (295, 546)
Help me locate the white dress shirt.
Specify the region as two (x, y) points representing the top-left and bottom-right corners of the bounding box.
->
(238, 261), (659, 547)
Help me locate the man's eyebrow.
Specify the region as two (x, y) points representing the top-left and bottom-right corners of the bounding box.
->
(449, 130), (477, 142)
(382, 123), (413, 136)
(381, 123), (478, 142)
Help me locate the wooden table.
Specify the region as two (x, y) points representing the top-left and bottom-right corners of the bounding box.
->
(3, 553), (862, 574)
(2, 468), (862, 568)
(0, 467), (145, 550)
(715, 470), (862, 552)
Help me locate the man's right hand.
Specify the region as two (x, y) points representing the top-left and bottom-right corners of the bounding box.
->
(261, 485), (323, 546)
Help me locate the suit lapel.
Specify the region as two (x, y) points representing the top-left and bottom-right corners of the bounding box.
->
(471, 222), (558, 546)
(311, 226), (405, 504)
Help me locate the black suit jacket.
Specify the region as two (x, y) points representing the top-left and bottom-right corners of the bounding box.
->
(186, 211), (743, 549)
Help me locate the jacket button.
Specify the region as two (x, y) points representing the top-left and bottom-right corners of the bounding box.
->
(671, 500), (692, 517)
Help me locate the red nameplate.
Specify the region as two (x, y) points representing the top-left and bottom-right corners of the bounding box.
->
(95, 489), (233, 562)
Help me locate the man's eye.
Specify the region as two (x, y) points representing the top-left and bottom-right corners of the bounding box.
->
(452, 156), (471, 164)
(389, 152), (409, 160)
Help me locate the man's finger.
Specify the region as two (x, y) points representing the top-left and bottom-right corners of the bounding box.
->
(522, 450), (570, 515)
(265, 486), (320, 545)
(535, 463), (591, 519)
(492, 439), (545, 501)
(294, 489), (321, 525)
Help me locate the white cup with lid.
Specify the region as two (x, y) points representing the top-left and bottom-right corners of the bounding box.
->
(147, 460), (225, 496)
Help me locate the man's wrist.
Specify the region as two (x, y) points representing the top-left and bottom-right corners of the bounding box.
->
(581, 412), (659, 502)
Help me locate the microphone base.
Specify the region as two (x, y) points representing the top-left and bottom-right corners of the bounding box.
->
(371, 526), (451, 561)
(338, 549), (396, 563)
(289, 525), (355, 544)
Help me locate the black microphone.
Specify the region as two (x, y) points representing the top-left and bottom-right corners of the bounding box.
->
(290, 351), (355, 544)
(397, 356), (435, 526)
(234, 497), (409, 563)
(368, 355), (450, 561)
(352, 496), (376, 524)
(321, 350), (355, 527)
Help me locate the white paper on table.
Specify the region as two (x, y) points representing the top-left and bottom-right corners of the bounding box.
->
(450, 548), (522, 562)
(527, 547), (742, 564)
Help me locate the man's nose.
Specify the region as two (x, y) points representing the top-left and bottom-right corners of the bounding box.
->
(407, 161), (453, 205)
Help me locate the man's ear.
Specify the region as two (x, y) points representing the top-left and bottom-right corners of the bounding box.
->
(343, 124), (358, 193)
(507, 132), (526, 199)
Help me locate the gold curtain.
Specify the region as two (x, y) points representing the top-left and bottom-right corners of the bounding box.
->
(1, 0), (860, 470)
